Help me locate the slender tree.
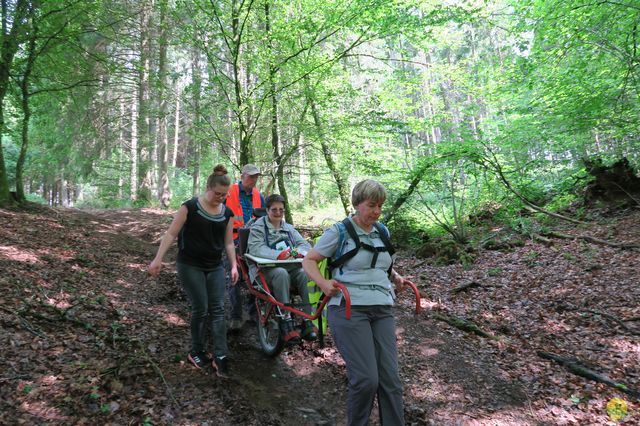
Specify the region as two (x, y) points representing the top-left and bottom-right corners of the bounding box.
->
(0, 0), (28, 206)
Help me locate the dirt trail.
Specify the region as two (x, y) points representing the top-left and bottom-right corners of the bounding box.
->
(3, 205), (636, 424)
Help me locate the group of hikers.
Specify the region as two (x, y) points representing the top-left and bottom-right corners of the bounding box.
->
(148, 163), (411, 425)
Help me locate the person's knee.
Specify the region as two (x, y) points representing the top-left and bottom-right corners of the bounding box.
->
(352, 374), (378, 396)
(209, 299), (225, 314)
(296, 278), (310, 296)
(191, 307), (208, 319)
(269, 268), (291, 290)
(270, 267), (290, 283)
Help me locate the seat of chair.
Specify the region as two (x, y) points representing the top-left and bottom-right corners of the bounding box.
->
(245, 253), (303, 266)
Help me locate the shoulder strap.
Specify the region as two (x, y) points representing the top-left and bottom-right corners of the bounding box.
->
(334, 221), (347, 258)
(328, 218), (360, 271)
(329, 219), (396, 274)
(257, 216), (270, 247)
(373, 222), (395, 257)
(374, 221), (395, 276)
(341, 218), (360, 248)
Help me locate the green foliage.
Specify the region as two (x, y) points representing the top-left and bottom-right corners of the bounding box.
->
(0, 0), (634, 237)
(89, 386), (100, 400)
(508, 216), (538, 237)
(487, 267), (502, 277)
(524, 250), (539, 266)
(169, 168), (199, 209)
(2, 137), (19, 189)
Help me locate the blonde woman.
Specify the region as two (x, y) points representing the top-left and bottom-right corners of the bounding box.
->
(303, 180), (409, 425)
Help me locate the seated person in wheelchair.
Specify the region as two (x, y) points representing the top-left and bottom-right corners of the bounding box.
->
(247, 194), (318, 344)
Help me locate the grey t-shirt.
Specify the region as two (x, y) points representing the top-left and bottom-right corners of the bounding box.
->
(314, 217), (395, 306)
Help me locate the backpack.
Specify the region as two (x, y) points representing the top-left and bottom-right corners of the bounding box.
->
(328, 217), (395, 276)
(306, 218), (395, 335)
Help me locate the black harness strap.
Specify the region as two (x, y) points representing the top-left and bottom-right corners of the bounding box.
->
(262, 217), (295, 250)
(329, 218), (395, 274)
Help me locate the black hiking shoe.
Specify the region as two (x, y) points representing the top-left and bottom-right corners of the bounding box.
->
(300, 319), (318, 342)
(280, 319), (301, 346)
(188, 352), (209, 370)
(213, 356), (229, 378)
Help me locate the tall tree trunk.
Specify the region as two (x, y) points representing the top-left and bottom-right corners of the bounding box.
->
(157, 0), (170, 208)
(306, 83), (351, 215)
(118, 98), (125, 199)
(190, 47), (201, 195)
(264, 1), (292, 223)
(61, 172), (69, 207)
(15, 2), (36, 202)
(137, 0), (153, 204)
(232, 0), (250, 165)
(130, 98), (138, 201)
(0, 0), (28, 206)
(298, 134), (306, 200)
(309, 165), (317, 207)
(171, 90), (180, 173)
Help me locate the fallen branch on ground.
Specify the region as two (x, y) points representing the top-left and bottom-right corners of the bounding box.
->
(295, 225), (323, 235)
(537, 351), (640, 400)
(432, 312), (498, 340)
(451, 281), (482, 294)
(531, 233), (554, 246)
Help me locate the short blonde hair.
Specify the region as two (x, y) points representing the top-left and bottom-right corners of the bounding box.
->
(351, 179), (386, 207)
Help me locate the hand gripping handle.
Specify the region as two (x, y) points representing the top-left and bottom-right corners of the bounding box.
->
(331, 282), (351, 320)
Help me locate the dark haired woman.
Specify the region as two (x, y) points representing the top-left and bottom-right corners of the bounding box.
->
(149, 164), (238, 377)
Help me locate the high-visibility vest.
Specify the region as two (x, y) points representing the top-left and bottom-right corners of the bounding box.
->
(226, 183), (262, 239)
(307, 245), (329, 334)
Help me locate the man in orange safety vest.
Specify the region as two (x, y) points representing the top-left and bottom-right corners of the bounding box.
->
(225, 164), (264, 331)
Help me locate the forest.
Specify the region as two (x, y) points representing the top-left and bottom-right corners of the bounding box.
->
(1, 0), (639, 424)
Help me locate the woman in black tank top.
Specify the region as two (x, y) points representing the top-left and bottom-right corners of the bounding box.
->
(149, 164), (239, 377)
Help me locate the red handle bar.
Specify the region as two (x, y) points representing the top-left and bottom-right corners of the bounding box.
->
(332, 280), (420, 318)
(403, 280), (422, 315)
(332, 282), (351, 320)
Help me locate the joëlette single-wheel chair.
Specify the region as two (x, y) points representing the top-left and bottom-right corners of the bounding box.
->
(236, 226), (423, 357)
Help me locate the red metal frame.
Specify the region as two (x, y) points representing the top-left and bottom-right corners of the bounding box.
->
(236, 254), (422, 328)
(403, 280), (422, 314)
(236, 254), (352, 323)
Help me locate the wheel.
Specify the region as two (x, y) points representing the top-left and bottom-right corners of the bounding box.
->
(256, 299), (285, 357)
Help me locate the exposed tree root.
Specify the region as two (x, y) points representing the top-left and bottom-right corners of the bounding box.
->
(531, 233), (554, 246)
(537, 351), (640, 400)
(451, 281), (482, 294)
(432, 312), (498, 340)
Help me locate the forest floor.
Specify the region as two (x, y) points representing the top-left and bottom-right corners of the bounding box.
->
(0, 204), (639, 425)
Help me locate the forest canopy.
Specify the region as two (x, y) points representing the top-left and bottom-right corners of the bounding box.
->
(0, 0), (638, 233)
